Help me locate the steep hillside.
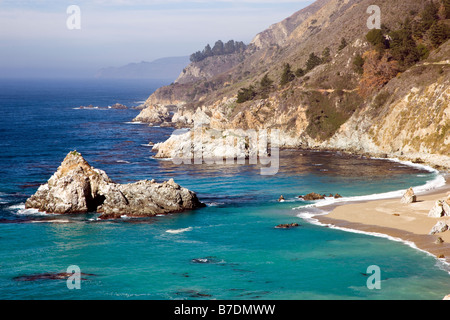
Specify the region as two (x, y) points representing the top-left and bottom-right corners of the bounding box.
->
(135, 0), (450, 170)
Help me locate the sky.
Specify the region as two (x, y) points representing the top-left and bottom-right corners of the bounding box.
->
(0, 0), (313, 78)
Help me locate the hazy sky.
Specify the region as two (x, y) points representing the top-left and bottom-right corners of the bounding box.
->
(0, 0), (313, 78)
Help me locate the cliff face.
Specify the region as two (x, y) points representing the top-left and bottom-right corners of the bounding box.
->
(136, 0), (450, 170)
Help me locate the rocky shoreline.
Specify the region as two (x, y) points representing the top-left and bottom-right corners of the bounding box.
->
(25, 151), (205, 219)
(132, 100), (450, 172)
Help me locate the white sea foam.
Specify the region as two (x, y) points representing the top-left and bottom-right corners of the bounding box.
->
(8, 203), (50, 216)
(116, 160), (131, 164)
(296, 209), (450, 273)
(206, 202), (225, 207)
(124, 121), (144, 125)
(152, 157), (173, 162)
(294, 158), (450, 272)
(166, 227), (193, 234)
(293, 171), (446, 211)
(30, 219), (71, 224)
(0, 192), (6, 204)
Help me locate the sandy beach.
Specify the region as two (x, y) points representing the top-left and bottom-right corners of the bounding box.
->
(317, 174), (450, 265)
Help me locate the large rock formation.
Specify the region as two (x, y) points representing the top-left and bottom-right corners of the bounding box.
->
(25, 151), (205, 219)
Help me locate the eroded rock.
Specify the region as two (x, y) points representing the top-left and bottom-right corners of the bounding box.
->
(401, 187), (417, 204)
(429, 221), (449, 235)
(25, 151), (205, 219)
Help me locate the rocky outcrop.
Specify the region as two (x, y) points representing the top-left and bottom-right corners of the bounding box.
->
(429, 221), (449, 235)
(133, 104), (172, 124)
(428, 198), (450, 218)
(401, 188), (417, 204)
(152, 126), (270, 161)
(25, 151), (205, 219)
(300, 193), (326, 201)
(97, 179), (205, 220)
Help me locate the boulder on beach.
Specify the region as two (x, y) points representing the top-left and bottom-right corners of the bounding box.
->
(444, 197), (450, 216)
(400, 187), (417, 204)
(429, 221), (449, 235)
(25, 151), (205, 219)
(428, 200), (446, 218)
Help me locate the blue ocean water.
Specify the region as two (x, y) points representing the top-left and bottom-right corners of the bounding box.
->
(0, 78), (449, 300)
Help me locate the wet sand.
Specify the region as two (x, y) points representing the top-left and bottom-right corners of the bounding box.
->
(317, 174), (450, 264)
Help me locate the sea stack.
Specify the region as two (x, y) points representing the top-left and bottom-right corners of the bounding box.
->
(25, 151), (205, 219)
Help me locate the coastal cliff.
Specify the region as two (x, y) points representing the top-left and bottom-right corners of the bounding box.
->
(135, 0), (450, 170)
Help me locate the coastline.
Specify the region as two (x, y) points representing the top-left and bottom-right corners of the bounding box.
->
(314, 171), (450, 269)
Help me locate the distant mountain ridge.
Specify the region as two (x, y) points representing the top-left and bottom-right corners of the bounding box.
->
(96, 56), (190, 80)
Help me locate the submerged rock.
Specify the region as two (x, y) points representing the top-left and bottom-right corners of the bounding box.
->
(25, 151), (205, 219)
(275, 223), (300, 229)
(401, 187), (417, 204)
(14, 272), (95, 282)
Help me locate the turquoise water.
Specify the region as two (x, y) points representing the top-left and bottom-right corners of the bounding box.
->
(0, 79), (449, 300)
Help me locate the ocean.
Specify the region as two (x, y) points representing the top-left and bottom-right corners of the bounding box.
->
(0, 78), (449, 300)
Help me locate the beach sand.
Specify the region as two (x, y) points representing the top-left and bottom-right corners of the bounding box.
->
(317, 175), (450, 265)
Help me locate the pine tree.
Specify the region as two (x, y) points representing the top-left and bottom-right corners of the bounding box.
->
(237, 86), (257, 103)
(295, 68), (305, 77)
(212, 40), (224, 56)
(280, 63), (295, 86)
(322, 47), (331, 63)
(366, 29), (385, 47)
(353, 54), (365, 74)
(421, 2), (439, 31)
(203, 44), (213, 58)
(305, 53), (322, 72)
(429, 22), (450, 47)
(389, 24), (420, 69)
(338, 38), (348, 51)
(444, 0), (450, 19)
(224, 40), (236, 54)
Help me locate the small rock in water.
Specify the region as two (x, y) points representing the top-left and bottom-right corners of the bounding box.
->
(299, 193), (325, 201)
(191, 257), (223, 264)
(278, 195), (285, 202)
(14, 272), (95, 282)
(275, 223), (300, 229)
